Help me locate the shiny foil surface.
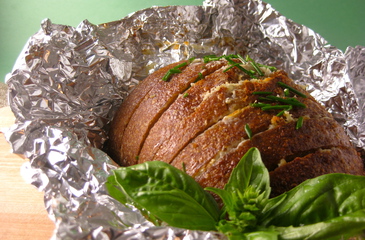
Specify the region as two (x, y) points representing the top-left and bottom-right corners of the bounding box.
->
(5, 0), (365, 239)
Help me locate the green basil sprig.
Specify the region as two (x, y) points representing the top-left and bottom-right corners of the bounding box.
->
(106, 148), (365, 239)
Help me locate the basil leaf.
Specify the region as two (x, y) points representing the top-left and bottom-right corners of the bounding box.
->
(106, 171), (163, 226)
(215, 222), (280, 240)
(106, 173), (129, 204)
(225, 147), (270, 200)
(275, 209), (365, 240)
(204, 187), (233, 213)
(107, 161), (220, 231)
(261, 173), (365, 227)
(243, 230), (279, 240)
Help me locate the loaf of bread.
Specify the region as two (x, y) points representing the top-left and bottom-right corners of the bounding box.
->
(107, 55), (365, 197)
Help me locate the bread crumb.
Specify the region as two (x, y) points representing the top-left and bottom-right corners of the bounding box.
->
(278, 159), (287, 167)
(283, 111), (295, 122)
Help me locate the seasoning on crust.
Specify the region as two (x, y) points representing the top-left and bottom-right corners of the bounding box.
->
(107, 55), (365, 197)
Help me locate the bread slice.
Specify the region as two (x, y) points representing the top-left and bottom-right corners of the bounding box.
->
(108, 60), (188, 165)
(269, 146), (364, 197)
(117, 60), (206, 165)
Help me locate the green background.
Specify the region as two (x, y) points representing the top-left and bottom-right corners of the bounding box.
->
(1, 0), (364, 83)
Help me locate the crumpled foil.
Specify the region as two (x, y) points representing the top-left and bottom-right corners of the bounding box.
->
(4, 0), (365, 239)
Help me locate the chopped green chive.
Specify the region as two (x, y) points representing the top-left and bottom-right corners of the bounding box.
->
(260, 95), (306, 108)
(276, 105), (292, 116)
(296, 116), (304, 129)
(246, 55), (264, 76)
(261, 105), (293, 111)
(162, 54), (277, 83)
(245, 124), (253, 140)
(237, 54), (247, 63)
(258, 63), (277, 72)
(203, 55), (222, 63)
(223, 64), (237, 73)
(252, 91), (273, 95)
(223, 56), (255, 77)
(250, 103), (272, 108)
(176, 62), (188, 69)
(276, 110), (286, 117)
(284, 88), (290, 97)
(257, 96), (273, 102)
(277, 82), (307, 98)
(194, 72), (204, 82)
(162, 61), (188, 81)
(251, 89), (305, 117)
(162, 71), (172, 81)
(170, 68), (182, 74)
(183, 92), (189, 98)
(182, 162), (187, 173)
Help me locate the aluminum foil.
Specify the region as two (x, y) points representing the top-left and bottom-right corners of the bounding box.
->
(4, 0), (365, 239)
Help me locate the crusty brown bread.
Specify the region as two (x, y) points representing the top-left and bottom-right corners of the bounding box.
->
(107, 56), (365, 197)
